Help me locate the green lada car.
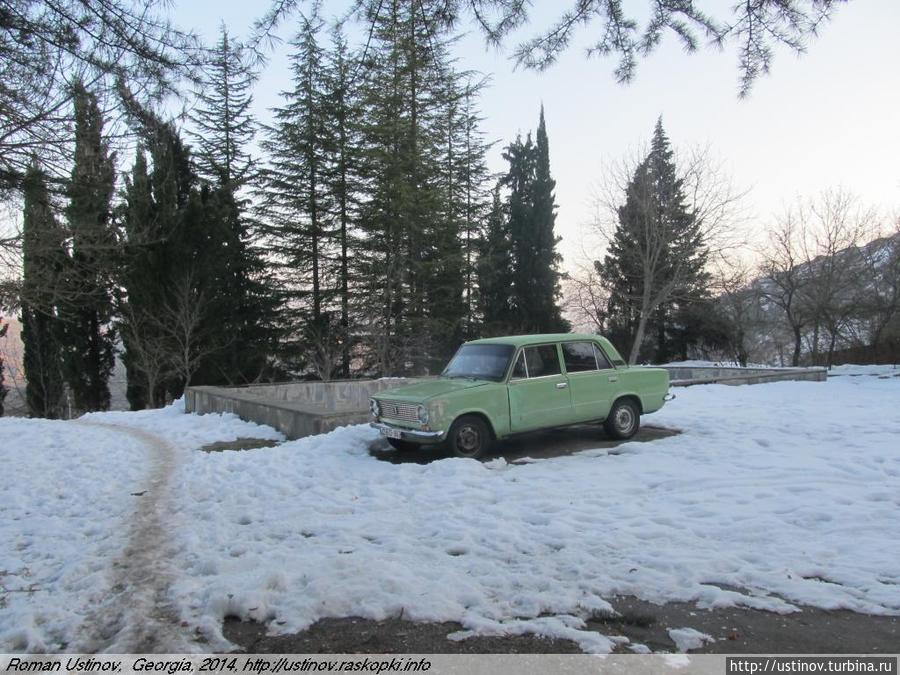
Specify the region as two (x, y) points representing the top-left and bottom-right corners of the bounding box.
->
(370, 333), (672, 458)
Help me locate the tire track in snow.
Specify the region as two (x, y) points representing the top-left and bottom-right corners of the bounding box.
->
(73, 421), (197, 653)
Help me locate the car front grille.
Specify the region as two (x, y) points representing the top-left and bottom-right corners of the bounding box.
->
(380, 400), (419, 422)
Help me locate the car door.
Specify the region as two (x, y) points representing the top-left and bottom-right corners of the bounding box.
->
(560, 341), (618, 422)
(508, 343), (574, 432)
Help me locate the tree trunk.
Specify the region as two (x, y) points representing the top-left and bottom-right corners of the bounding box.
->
(792, 326), (803, 366)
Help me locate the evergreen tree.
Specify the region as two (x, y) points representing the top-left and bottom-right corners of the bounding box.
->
(189, 25), (279, 385)
(21, 163), (67, 418)
(500, 109), (568, 334)
(600, 118), (708, 363)
(453, 78), (492, 339)
(119, 148), (160, 409)
(321, 24), (362, 377)
(476, 183), (515, 335)
(355, 0), (464, 374)
(119, 93), (230, 404)
(528, 106), (568, 332)
(259, 15), (335, 376)
(190, 25), (256, 191)
(61, 81), (117, 412)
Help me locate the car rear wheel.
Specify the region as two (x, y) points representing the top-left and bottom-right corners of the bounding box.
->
(387, 438), (420, 452)
(448, 415), (492, 459)
(604, 398), (640, 440)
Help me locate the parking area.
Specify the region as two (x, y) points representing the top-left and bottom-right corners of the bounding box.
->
(369, 423), (680, 464)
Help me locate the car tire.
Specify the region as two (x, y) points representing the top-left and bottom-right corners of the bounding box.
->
(604, 398), (640, 440)
(448, 415), (492, 459)
(387, 439), (420, 452)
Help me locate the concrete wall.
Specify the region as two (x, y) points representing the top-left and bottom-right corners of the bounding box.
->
(661, 366), (827, 387)
(184, 378), (427, 440)
(185, 366), (827, 440)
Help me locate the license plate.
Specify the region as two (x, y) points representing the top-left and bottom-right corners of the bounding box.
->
(380, 427), (402, 440)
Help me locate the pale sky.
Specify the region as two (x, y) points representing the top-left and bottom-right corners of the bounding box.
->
(175, 0), (900, 270)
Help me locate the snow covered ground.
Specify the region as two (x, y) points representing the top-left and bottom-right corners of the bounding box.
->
(2, 366), (899, 654)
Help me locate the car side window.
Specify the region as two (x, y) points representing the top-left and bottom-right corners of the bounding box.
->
(524, 345), (562, 378)
(511, 351), (528, 379)
(562, 341), (598, 373)
(593, 343), (613, 370)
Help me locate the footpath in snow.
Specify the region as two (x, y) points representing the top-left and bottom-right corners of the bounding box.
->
(1, 365), (899, 653)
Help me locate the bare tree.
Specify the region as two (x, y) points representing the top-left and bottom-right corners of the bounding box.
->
(858, 219), (900, 348)
(304, 315), (345, 382)
(563, 263), (609, 333)
(709, 257), (764, 366)
(801, 190), (877, 366)
(117, 302), (173, 409)
(158, 273), (227, 390)
(757, 212), (812, 367)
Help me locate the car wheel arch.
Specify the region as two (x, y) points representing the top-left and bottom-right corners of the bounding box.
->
(611, 393), (643, 415)
(449, 410), (497, 440)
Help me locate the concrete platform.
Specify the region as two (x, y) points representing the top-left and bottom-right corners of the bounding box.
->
(185, 366), (826, 440)
(660, 365), (827, 387)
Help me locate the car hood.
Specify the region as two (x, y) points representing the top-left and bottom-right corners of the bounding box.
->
(374, 377), (491, 402)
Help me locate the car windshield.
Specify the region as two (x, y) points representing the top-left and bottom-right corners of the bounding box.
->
(441, 344), (515, 382)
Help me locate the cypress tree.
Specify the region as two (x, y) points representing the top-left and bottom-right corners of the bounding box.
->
(476, 183), (515, 336)
(119, 148), (159, 409)
(498, 108), (568, 335)
(21, 163), (67, 418)
(0, 319), (7, 416)
(528, 107), (568, 332)
(61, 81), (117, 412)
(119, 93), (225, 403)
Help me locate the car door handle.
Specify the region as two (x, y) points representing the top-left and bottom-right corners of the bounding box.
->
(608, 376), (618, 382)
(556, 382), (568, 389)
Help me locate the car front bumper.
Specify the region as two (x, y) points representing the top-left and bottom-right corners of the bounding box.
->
(370, 422), (446, 445)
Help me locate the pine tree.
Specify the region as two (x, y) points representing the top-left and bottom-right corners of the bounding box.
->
(601, 118), (708, 363)
(355, 0), (463, 374)
(320, 24), (361, 377)
(190, 25), (256, 191)
(61, 81), (117, 412)
(453, 78), (492, 339)
(21, 163), (67, 418)
(259, 15), (335, 376)
(189, 25), (278, 385)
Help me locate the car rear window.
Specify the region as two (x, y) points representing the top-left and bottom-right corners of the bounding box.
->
(562, 341), (598, 372)
(523, 345), (561, 378)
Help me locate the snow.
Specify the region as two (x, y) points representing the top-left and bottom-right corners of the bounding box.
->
(2, 374), (900, 654)
(667, 627), (714, 652)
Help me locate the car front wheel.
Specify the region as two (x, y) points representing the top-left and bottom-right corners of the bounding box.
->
(448, 415), (492, 459)
(604, 398), (640, 440)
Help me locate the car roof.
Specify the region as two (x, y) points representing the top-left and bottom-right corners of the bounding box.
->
(466, 333), (612, 348)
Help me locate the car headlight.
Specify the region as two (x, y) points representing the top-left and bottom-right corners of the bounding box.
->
(370, 399), (380, 418)
(416, 404), (429, 424)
